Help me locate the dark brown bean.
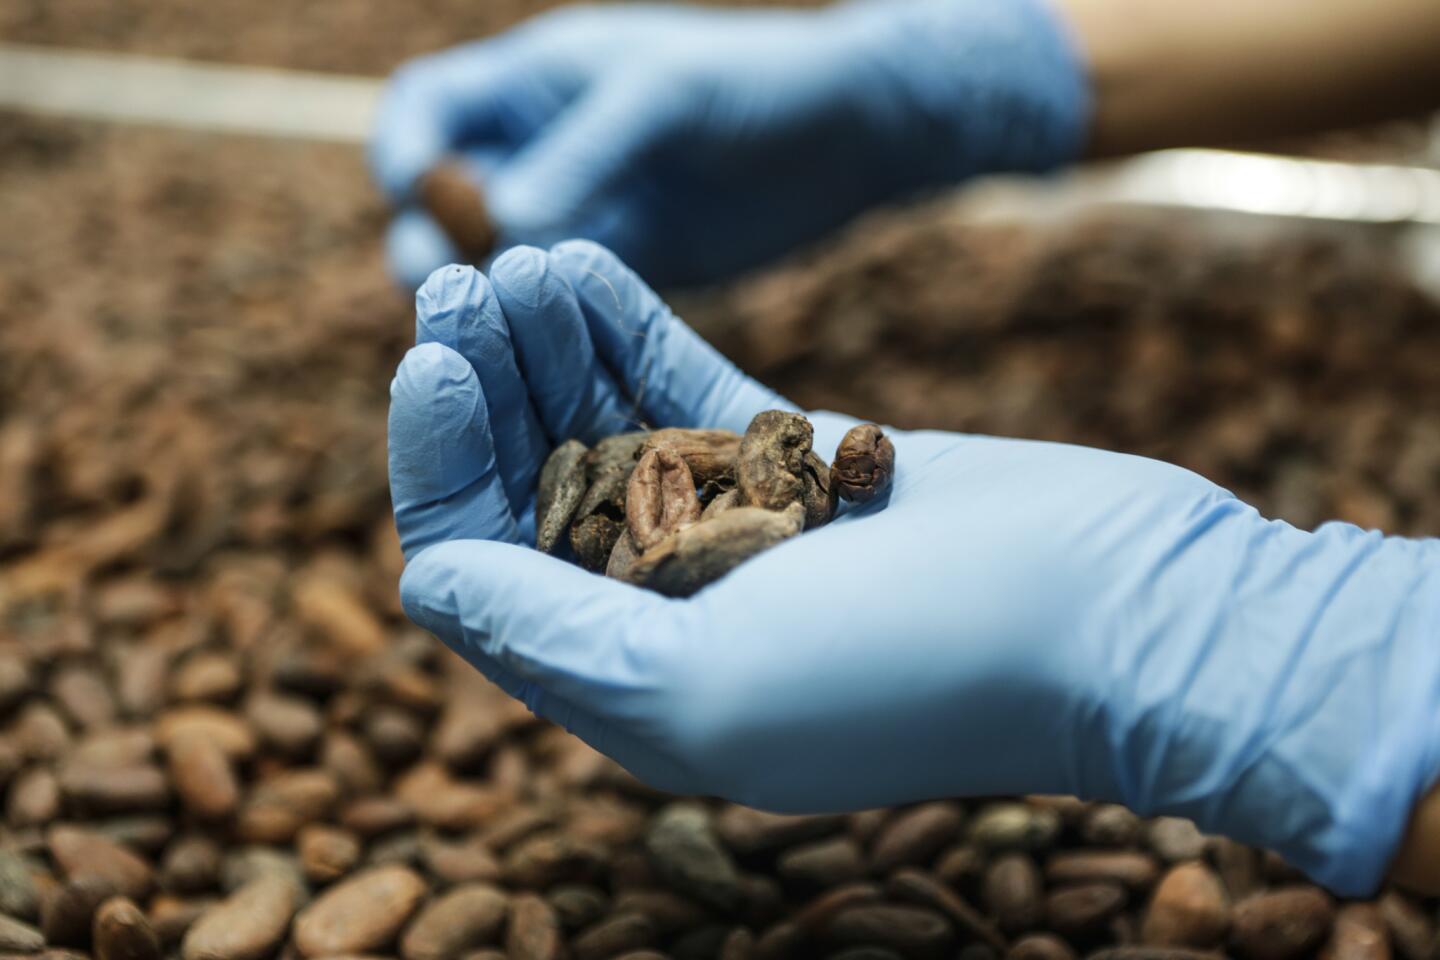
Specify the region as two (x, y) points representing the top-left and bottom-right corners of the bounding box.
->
(823, 905), (954, 960)
(400, 884), (508, 960)
(870, 804), (963, 872)
(629, 504), (803, 597)
(984, 854), (1044, 936)
(642, 429), (743, 485)
(419, 164), (497, 263)
(1045, 884), (1127, 941)
(1230, 887), (1334, 960)
(831, 425), (895, 503)
(1321, 903), (1389, 960)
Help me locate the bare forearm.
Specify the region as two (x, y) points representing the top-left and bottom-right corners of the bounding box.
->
(1056, 0), (1440, 157)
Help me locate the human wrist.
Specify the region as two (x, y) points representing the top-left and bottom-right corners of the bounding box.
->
(1096, 514), (1440, 896)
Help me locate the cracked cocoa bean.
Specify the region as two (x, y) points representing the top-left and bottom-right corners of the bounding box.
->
(628, 503), (804, 597)
(737, 411), (812, 511)
(627, 448), (702, 553)
(536, 440), (589, 555)
(832, 424), (895, 504)
(801, 451), (837, 528)
(642, 429), (742, 484)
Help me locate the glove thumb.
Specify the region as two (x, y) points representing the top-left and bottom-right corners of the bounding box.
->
(486, 75), (684, 246)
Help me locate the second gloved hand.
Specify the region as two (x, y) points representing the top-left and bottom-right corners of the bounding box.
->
(390, 242), (1440, 898)
(370, 0), (1088, 288)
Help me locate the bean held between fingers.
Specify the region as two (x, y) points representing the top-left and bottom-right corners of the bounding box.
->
(418, 161), (497, 265)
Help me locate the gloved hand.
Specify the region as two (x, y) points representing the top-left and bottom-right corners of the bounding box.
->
(369, 0), (1087, 289)
(389, 241), (1440, 897)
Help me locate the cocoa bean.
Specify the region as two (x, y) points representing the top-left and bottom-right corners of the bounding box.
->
(432, 699), (502, 773)
(154, 708), (256, 760)
(642, 429), (743, 485)
(778, 838), (865, 890)
(245, 692), (323, 759)
(1209, 839), (1261, 902)
(970, 804), (1061, 853)
(0, 850), (41, 921)
(1144, 820), (1205, 864)
(50, 665), (116, 731)
(984, 854), (1043, 936)
(169, 653), (242, 704)
(235, 769), (338, 844)
(422, 835), (502, 887)
(606, 531), (643, 580)
(549, 885), (609, 932)
(58, 762), (169, 816)
(419, 163), (497, 263)
(715, 807), (845, 856)
(935, 846), (987, 894)
(831, 425), (895, 504)
(646, 804), (745, 913)
(0, 652), (32, 716)
(613, 891), (711, 937)
(1046, 853), (1159, 893)
(297, 824), (361, 885)
(1141, 862), (1229, 949)
(796, 885), (885, 938)
(181, 875), (298, 960)
(629, 504), (803, 597)
(93, 896), (161, 960)
(737, 411), (812, 511)
(886, 868), (1005, 953)
(1321, 903), (1389, 960)
(627, 448), (702, 553)
(503, 832), (607, 889)
(800, 451), (837, 529)
(14, 703), (71, 762)
(1007, 935), (1076, 960)
(293, 865), (427, 957)
(148, 894), (210, 947)
(507, 893), (563, 960)
(6, 771), (59, 829)
(1377, 893), (1435, 960)
(1044, 884), (1127, 941)
(48, 826), (153, 901)
(571, 513), (626, 574)
(166, 731), (238, 821)
(1079, 807), (1141, 848)
(823, 905), (954, 960)
(700, 488), (741, 522)
(0, 913), (44, 953)
(572, 914), (659, 960)
(94, 816), (172, 855)
(756, 921), (803, 960)
(1230, 887), (1334, 960)
(160, 835), (222, 895)
(362, 705), (426, 767)
(536, 440), (590, 555)
(871, 803), (964, 872)
(340, 796), (417, 837)
(42, 876), (117, 948)
(400, 883), (508, 960)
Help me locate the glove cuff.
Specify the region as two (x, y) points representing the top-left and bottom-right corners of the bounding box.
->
(834, 0), (1092, 191)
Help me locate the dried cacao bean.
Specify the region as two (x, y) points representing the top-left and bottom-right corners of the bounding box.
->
(737, 411), (813, 511)
(831, 425), (895, 504)
(627, 448), (702, 552)
(419, 163), (497, 263)
(536, 440), (589, 555)
(642, 429), (743, 484)
(628, 504), (804, 597)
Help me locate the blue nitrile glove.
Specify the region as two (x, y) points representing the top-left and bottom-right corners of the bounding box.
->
(388, 241), (1440, 897)
(369, 0), (1087, 289)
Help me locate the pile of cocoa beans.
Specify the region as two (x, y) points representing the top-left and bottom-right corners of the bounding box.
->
(535, 413), (894, 596)
(1, 612), (1435, 960)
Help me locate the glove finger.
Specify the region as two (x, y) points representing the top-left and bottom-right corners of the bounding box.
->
(549, 239), (791, 433)
(415, 265), (551, 517)
(489, 245), (639, 443)
(400, 539), (688, 728)
(388, 343), (522, 559)
(485, 76), (685, 247)
(386, 210), (459, 295)
(369, 39), (551, 201)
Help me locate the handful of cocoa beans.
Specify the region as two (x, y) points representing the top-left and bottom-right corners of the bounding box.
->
(534, 413), (896, 596)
